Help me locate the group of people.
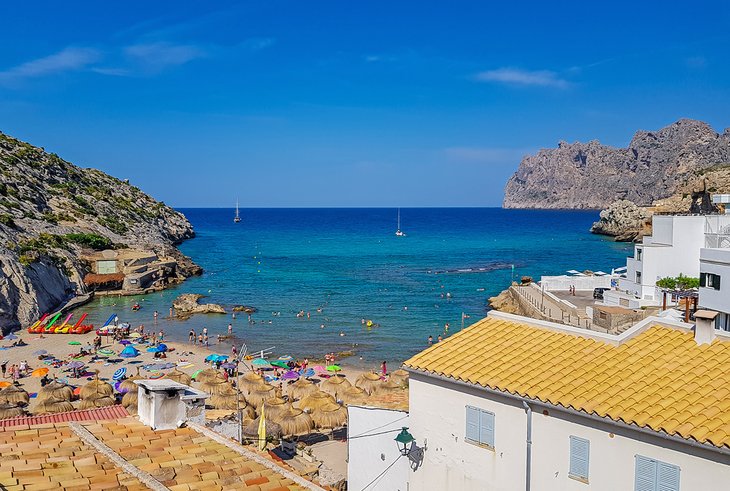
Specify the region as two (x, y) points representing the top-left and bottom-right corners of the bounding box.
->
(1, 360), (29, 381)
(189, 327), (211, 347)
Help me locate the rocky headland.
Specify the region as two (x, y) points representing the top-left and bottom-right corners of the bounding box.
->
(0, 131), (201, 330)
(172, 294), (227, 320)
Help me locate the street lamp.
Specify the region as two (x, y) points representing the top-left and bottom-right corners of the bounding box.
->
(394, 427), (414, 456)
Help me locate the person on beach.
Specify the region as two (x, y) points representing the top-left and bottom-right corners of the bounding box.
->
(381, 361), (387, 376)
(198, 334), (203, 345)
(217, 334), (222, 344)
(169, 307), (173, 317)
(153, 311), (158, 322)
(437, 335), (443, 342)
(189, 329), (195, 344)
(11, 364), (19, 381)
(203, 327), (208, 337)
(428, 335), (433, 346)
(158, 330), (164, 342)
(231, 345), (237, 357)
(203, 334), (209, 347)
(227, 324), (233, 335)
(1, 361), (7, 378)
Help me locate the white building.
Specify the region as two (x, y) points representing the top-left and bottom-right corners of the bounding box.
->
(700, 247), (730, 331)
(347, 406), (410, 491)
(402, 311), (730, 491)
(618, 214), (730, 302)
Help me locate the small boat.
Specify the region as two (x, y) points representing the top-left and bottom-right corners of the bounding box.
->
(395, 208), (406, 237)
(234, 199), (242, 223)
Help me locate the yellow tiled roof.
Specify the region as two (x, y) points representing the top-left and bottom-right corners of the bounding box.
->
(404, 317), (730, 449)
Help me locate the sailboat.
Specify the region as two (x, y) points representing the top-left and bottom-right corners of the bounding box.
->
(395, 208), (406, 237)
(234, 200), (241, 223)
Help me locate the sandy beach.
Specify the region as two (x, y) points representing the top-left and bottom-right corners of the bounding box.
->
(0, 327), (367, 413)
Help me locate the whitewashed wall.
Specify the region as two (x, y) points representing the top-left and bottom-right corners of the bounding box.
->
(347, 406), (410, 491)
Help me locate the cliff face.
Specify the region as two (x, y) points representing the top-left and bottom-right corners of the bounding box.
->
(503, 119), (730, 209)
(0, 131), (199, 329)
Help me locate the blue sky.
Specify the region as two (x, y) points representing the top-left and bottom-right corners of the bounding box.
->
(2, 1), (729, 207)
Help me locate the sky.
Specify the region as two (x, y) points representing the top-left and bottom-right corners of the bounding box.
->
(1, 1), (730, 207)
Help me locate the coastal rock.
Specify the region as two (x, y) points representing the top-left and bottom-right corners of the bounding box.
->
(232, 305), (257, 313)
(488, 288), (522, 315)
(503, 119), (730, 209)
(0, 131), (200, 330)
(172, 293), (226, 319)
(590, 200), (651, 242)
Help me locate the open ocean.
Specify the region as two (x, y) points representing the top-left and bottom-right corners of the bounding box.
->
(82, 208), (632, 368)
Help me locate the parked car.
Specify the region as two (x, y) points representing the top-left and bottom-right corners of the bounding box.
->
(593, 287), (611, 299)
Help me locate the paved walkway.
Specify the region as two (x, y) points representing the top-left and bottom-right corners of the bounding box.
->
(514, 285), (592, 328)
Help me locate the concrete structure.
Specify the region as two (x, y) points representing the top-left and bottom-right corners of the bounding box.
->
(403, 312), (730, 491)
(699, 247), (730, 331)
(591, 304), (645, 333)
(619, 214), (730, 303)
(135, 379), (208, 430)
(347, 406), (410, 491)
(539, 273), (615, 292)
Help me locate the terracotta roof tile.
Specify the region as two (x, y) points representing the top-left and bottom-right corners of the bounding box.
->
(404, 316), (730, 449)
(0, 406), (128, 428)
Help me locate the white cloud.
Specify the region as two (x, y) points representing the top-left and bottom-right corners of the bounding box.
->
(474, 67), (569, 89)
(124, 42), (205, 69)
(0, 47), (101, 83)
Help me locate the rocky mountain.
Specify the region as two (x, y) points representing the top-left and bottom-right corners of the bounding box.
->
(503, 119), (730, 209)
(0, 131), (200, 330)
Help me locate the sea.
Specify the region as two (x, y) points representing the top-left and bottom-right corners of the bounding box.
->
(82, 208), (632, 369)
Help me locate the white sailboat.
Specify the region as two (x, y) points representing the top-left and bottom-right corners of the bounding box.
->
(395, 208), (406, 237)
(234, 200), (241, 223)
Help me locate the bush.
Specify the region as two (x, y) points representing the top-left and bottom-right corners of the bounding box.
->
(65, 233), (112, 250)
(0, 213), (15, 228)
(656, 274), (699, 290)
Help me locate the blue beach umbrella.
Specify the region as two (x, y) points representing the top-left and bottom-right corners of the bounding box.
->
(157, 343), (168, 352)
(120, 346), (139, 358)
(112, 367), (127, 381)
(300, 368), (315, 378)
(251, 358), (270, 367)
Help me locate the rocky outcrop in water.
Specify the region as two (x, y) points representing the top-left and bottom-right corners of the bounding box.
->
(503, 119), (730, 209)
(590, 200), (651, 242)
(172, 294), (226, 320)
(0, 131), (200, 330)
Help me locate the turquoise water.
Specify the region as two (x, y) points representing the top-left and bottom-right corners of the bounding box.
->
(82, 208), (631, 368)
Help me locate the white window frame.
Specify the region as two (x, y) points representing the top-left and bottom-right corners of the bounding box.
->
(568, 435), (590, 483)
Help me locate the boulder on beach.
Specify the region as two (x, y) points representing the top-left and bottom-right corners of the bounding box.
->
(232, 305), (257, 313)
(172, 293), (226, 319)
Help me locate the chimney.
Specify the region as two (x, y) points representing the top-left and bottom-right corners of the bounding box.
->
(135, 379), (209, 430)
(693, 310), (719, 345)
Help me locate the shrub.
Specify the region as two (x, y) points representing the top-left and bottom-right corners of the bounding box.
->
(65, 233), (112, 250)
(0, 213), (15, 228)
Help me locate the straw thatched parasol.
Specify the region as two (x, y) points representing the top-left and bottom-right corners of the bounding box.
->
(78, 395), (116, 410)
(80, 374), (113, 400)
(247, 384), (276, 408)
(339, 386), (367, 405)
(355, 372), (382, 394)
(239, 371), (264, 395)
(289, 377), (318, 400)
(34, 399), (75, 415)
(389, 369), (409, 386)
(375, 380), (404, 394)
(278, 407), (314, 438)
(321, 376), (352, 398)
(0, 403), (26, 419)
(164, 368), (192, 386)
(297, 390), (336, 412)
(243, 416), (282, 439)
(262, 397), (290, 421)
(122, 391), (138, 408)
(194, 368), (220, 383)
(37, 380), (73, 403)
(198, 373), (231, 396)
(311, 402), (348, 429)
(118, 368), (142, 393)
(0, 384), (30, 405)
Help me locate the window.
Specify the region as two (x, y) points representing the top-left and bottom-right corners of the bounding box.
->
(569, 436), (590, 482)
(636, 271), (642, 284)
(700, 272), (721, 290)
(636, 248), (643, 261)
(465, 406), (494, 448)
(634, 455), (680, 491)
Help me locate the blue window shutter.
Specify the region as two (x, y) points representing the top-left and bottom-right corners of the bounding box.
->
(657, 462), (680, 491)
(569, 436), (589, 480)
(465, 406), (479, 442)
(635, 455), (657, 491)
(479, 411), (495, 447)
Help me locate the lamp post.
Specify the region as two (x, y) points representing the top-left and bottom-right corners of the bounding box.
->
(394, 427), (414, 456)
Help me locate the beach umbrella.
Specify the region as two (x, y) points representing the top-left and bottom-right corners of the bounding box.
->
(243, 416), (281, 440)
(5, 334), (17, 341)
(281, 370), (299, 381)
(146, 347), (161, 353)
(119, 340), (132, 345)
(220, 362), (237, 370)
(251, 358), (270, 367)
(37, 381), (73, 403)
(31, 368), (49, 378)
(339, 386), (368, 405)
(80, 375), (113, 400)
(79, 395), (116, 410)
(262, 397), (290, 421)
(375, 380), (404, 394)
(33, 350), (47, 356)
(321, 376), (351, 398)
(389, 369), (409, 386)
(247, 384), (276, 408)
(193, 368), (219, 383)
(68, 341), (81, 346)
(278, 407), (314, 438)
(157, 343), (168, 352)
(289, 378), (318, 400)
(297, 390), (336, 412)
(0, 384), (30, 405)
(311, 402), (348, 429)
(0, 382), (11, 389)
(118, 368), (142, 393)
(0, 404), (25, 419)
(356, 372), (383, 395)
(33, 399), (75, 415)
(198, 375), (232, 396)
(326, 365), (341, 373)
(164, 368), (192, 386)
(300, 368), (316, 378)
(270, 360), (289, 369)
(120, 346), (139, 358)
(313, 365), (326, 374)
(238, 371), (264, 395)
(67, 361), (85, 370)
(112, 367), (127, 381)
(129, 332), (141, 338)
